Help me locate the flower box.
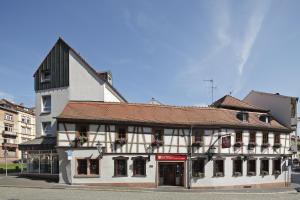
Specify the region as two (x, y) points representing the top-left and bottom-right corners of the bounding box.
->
(233, 172), (242, 176)
(215, 172), (224, 177)
(193, 172), (205, 178)
(234, 142), (243, 148)
(261, 171), (269, 176)
(261, 143), (270, 148)
(247, 171), (256, 176)
(192, 141), (204, 147)
(248, 142), (257, 150)
(115, 138), (127, 145)
(151, 140), (164, 147)
(273, 143), (282, 148)
(274, 170), (281, 175)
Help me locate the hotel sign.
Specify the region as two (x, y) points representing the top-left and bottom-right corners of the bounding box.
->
(156, 154), (187, 161)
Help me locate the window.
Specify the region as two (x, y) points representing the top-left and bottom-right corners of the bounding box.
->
(4, 113), (13, 121)
(89, 159), (99, 175)
(214, 159), (224, 177)
(115, 126), (127, 144)
(41, 70), (51, 83)
(260, 159), (269, 175)
(76, 159), (99, 176)
(259, 115), (270, 123)
(21, 116), (26, 123)
(249, 132), (256, 143)
(27, 118), (31, 124)
(113, 157), (128, 177)
(237, 112), (249, 122)
(192, 159), (205, 177)
(273, 158), (281, 175)
(235, 131), (242, 143)
(75, 124), (88, 147)
(27, 128), (31, 134)
(77, 159), (87, 175)
(233, 158), (243, 176)
(42, 95), (51, 113)
(274, 134), (280, 144)
(4, 123), (13, 132)
(247, 159), (256, 176)
(262, 132), (269, 147)
(193, 129), (203, 145)
(152, 128), (164, 146)
(132, 157), (146, 176)
(42, 122), (51, 135)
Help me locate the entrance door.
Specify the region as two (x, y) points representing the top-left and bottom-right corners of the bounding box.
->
(159, 163), (184, 186)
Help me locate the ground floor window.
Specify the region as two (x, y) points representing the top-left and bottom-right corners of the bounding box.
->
(192, 159), (205, 177)
(247, 159), (256, 176)
(273, 158), (281, 175)
(76, 159), (99, 176)
(260, 159), (269, 175)
(132, 157), (147, 176)
(113, 157), (128, 177)
(233, 159), (243, 176)
(214, 159), (224, 177)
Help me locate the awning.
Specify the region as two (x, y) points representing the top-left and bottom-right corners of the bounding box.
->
(19, 136), (56, 150)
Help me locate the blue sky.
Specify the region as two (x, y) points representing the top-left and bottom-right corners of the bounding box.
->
(0, 0), (299, 107)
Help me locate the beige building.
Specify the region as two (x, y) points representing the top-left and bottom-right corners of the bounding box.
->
(0, 99), (35, 162)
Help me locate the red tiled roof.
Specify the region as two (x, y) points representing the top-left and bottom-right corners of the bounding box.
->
(57, 101), (289, 131)
(212, 95), (268, 112)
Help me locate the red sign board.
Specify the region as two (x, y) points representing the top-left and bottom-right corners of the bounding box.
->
(156, 154), (187, 161)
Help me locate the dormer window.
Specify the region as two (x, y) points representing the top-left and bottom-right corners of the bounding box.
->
(237, 112), (249, 122)
(259, 115), (270, 123)
(41, 70), (51, 83)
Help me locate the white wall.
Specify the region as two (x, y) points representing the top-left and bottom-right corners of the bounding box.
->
(244, 92), (292, 128)
(69, 51), (105, 101)
(104, 84), (122, 102)
(35, 88), (70, 137)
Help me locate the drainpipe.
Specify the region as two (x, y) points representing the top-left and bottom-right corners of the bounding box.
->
(187, 125), (193, 189)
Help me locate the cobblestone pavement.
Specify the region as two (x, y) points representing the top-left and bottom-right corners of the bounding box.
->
(0, 187), (299, 200)
(0, 173), (299, 200)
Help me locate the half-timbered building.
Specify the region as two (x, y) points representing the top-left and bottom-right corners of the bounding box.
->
(56, 96), (292, 188)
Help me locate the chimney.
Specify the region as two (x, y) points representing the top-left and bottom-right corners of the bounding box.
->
(97, 71), (113, 85)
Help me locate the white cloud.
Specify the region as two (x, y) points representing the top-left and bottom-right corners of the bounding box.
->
(0, 91), (14, 101)
(236, 1), (271, 75)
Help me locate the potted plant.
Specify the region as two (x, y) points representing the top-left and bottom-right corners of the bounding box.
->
(115, 137), (127, 145)
(233, 172), (242, 176)
(192, 141), (204, 147)
(151, 139), (164, 147)
(215, 172), (224, 177)
(273, 143), (282, 149)
(247, 171), (256, 176)
(248, 142), (257, 150)
(261, 171), (268, 176)
(234, 142), (243, 148)
(261, 143), (270, 148)
(274, 170), (281, 175)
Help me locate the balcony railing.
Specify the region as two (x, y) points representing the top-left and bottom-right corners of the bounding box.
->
(2, 130), (17, 136)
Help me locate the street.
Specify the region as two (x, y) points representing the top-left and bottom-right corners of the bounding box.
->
(0, 186), (299, 200)
(0, 172), (299, 200)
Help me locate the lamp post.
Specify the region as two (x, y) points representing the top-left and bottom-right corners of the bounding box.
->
(96, 141), (104, 158)
(4, 144), (7, 176)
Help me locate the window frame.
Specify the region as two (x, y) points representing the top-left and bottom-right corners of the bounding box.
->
(272, 158), (281, 175)
(132, 156), (147, 177)
(75, 124), (89, 146)
(40, 69), (51, 83)
(4, 123), (14, 132)
(232, 157), (243, 177)
(192, 157), (206, 178)
(213, 157), (225, 177)
(247, 158), (257, 176)
(41, 95), (51, 113)
(4, 113), (13, 121)
(42, 122), (51, 136)
(262, 132), (269, 145)
(113, 156), (129, 177)
(260, 158), (269, 176)
(75, 158), (100, 177)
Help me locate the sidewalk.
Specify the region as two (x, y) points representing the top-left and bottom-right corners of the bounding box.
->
(0, 175), (299, 194)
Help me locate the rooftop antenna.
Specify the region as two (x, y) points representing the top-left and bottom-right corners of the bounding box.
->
(204, 79), (217, 104)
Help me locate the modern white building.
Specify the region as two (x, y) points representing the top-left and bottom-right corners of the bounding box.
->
(20, 38), (126, 178)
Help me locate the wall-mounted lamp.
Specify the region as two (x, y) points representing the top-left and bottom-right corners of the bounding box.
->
(96, 141), (105, 159)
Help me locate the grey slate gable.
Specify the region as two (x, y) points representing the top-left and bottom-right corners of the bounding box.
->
(34, 38), (70, 91)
